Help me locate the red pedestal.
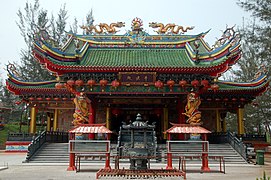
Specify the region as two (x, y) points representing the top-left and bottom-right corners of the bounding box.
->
(166, 134), (173, 169)
(166, 153), (173, 169)
(201, 153), (210, 172)
(67, 153), (76, 171)
(105, 153), (111, 169)
(201, 134), (210, 172)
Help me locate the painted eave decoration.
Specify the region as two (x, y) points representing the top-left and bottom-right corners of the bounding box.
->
(165, 123), (211, 134)
(32, 18), (241, 76)
(68, 124), (112, 134)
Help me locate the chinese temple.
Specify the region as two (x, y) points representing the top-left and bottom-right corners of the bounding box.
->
(6, 18), (269, 141)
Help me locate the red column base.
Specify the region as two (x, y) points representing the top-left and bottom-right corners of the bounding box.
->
(166, 165), (173, 170)
(104, 166), (111, 170)
(201, 166), (210, 172)
(67, 166), (76, 171)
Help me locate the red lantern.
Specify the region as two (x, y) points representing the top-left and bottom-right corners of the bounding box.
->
(54, 97), (60, 101)
(87, 79), (96, 86)
(211, 84), (219, 92)
(62, 97), (68, 101)
(15, 101), (21, 105)
(240, 98), (246, 102)
(37, 97), (43, 101)
(111, 79), (120, 88)
(87, 79), (96, 91)
(100, 79), (108, 86)
(29, 97), (35, 101)
(100, 79), (108, 92)
(67, 79), (75, 86)
(154, 108), (162, 117)
(75, 79), (84, 86)
(55, 83), (63, 89)
(155, 80), (164, 89)
(112, 108), (121, 116)
(45, 97), (51, 101)
(252, 102), (259, 107)
(167, 79), (175, 92)
(232, 98), (237, 101)
(223, 98), (229, 101)
(191, 79), (200, 87)
(201, 80), (209, 87)
(179, 80), (187, 88)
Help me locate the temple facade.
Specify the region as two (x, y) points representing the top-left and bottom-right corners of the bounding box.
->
(6, 18), (269, 140)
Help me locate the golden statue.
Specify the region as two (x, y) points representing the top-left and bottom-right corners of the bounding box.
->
(72, 92), (90, 126)
(149, 22), (194, 34)
(80, 22), (125, 34)
(182, 92), (202, 125)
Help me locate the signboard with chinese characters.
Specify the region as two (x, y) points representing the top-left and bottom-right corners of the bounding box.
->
(119, 72), (156, 85)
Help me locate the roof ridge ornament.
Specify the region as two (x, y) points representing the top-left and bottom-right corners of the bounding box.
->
(7, 63), (22, 80)
(80, 22), (125, 35)
(212, 25), (240, 49)
(126, 17), (149, 44)
(252, 64), (268, 81)
(131, 17), (143, 31)
(149, 22), (194, 35)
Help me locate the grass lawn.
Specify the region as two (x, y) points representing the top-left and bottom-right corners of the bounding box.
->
(0, 124), (28, 149)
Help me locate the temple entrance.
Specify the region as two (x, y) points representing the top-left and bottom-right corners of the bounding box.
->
(109, 107), (163, 143)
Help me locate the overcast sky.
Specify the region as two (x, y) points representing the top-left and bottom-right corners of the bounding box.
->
(0, 0), (251, 79)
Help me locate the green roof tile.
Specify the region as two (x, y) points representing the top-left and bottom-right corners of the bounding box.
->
(47, 48), (226, 68)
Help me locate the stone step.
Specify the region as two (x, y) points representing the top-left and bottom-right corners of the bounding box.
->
(28, 143), (247, 164)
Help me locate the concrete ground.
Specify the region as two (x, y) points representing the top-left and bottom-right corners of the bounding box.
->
(0, 152), (270, 180)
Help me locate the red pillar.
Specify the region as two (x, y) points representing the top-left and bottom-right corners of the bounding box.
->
(67, 133), (76, 171)
(201, 134), (210, 172)
(105, 140), (111, 169)
(166, 133), (173, 169)
(88, 101), (95, 139)
(178, 99), (185, 140)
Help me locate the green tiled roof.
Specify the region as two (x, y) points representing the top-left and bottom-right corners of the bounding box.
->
(62, 40), (85, 54)
(47, 48), (226, 68)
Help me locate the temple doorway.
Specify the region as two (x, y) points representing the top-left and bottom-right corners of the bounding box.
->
(109, 107), (162, 142)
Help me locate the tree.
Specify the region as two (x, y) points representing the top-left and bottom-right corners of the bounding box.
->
(16, 0), (69, 81)
(83, 9), (95, 35)
(51, 4), (68, 46)
(70, 17), (78, 34)
(86, 9), (94, 26)
(0, 75), (21, 123)
(228, 0), (271, 134)
(16, 0), (52, 81)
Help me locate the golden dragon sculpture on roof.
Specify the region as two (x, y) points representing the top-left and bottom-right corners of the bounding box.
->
(80, 22), (125, 34)
(149, 22), (194, 34)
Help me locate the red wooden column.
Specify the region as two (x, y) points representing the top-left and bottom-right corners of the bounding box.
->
(105, 136), (111, 169)
(201, 133), (210, 172)
(177, 99), (185, 139)
(166, 133), (173, 169)
(67, 133), (76, 171)
(88, 101), (95, 139)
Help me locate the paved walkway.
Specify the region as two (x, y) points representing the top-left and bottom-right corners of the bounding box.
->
(0, 152), (271, 180)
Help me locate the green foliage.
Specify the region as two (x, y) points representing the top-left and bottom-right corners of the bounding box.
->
(70, 17), (78, 34)
(0, 76), (22, 124)
(86, 9), (94, 26)
(256, 171), (270, 180)
(226, 0), (271, 134)
(16, 0), (52, 81)
(0, 124), (28, 149)
(16, 0), (69, 81)
(83, 9), (95, 35)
